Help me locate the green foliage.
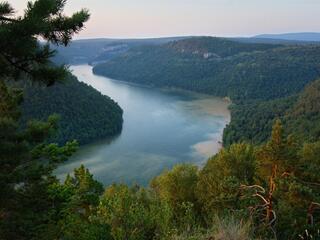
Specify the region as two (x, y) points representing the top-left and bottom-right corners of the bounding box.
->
(39, 124), (317, 240)
(240, 122), (320, 239)
(98, 184), (173, 240)
(93, 37), (320, 147)
(93, 37), (320, 102)
(53, 37), (187, 65)
(151, 164), (198, 207)
(0, 80), (79, 239)
(223, 96), (296, 145)
(45, 165), (111, 240)
(224, 79), (320, 146)
(64, 165), (104, 211)
(197, 143), (256, 217)
(151, 164), (199, 229)
(166, 37), (280, 58)
(56, 214), (112, 240)
(153, 121), (319, 239)
(20, 74), (123, 145)
(0, 0), (89, 85)
(0, 1), (108, 239)
(257, 119), (299, 175)
(298, 142), (320, 182)
(285, 79), (320, 142)
(2, 2), (320, 240)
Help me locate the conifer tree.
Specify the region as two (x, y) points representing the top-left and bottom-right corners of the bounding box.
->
(0, 0), (89, 85)
(0, 1), (90, 238)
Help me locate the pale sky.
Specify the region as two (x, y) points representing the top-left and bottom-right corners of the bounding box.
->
(9, 0), (320, 39)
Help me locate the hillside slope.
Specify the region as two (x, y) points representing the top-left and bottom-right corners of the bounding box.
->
(93, 37), (320, 145)
(254, 32), (320, 42)
(93, 37), (320, 102)
(223, 80), (320, 145)
(285, 79), (320, 141)
(54, 37), (188, 64)
(21, 75), (123, 145)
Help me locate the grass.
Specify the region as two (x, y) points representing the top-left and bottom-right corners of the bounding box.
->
(170, 217), (253, 240)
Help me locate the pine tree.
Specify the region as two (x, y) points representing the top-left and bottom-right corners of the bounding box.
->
(0, 1), (90, 239)
(0, 0), (89, 85)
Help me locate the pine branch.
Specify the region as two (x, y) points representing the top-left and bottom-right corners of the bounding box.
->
(0, 1), (14, 16)
(0, 53), (32, 75)
(0, 16), (16, 22)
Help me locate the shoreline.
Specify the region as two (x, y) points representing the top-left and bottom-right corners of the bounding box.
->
(56, 64), (232, 185)
(90, 66), (231, 155)
(92, 68), (232, 106)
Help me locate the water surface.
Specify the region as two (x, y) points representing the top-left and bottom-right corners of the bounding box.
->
(56, 65), (230, 185)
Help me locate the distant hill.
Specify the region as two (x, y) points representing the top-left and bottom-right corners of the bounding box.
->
(93, 37), (320, 101)
(165, 37), (279, 57)
(54, 35), (320, 65)
(253, 32), (320, 42)
(233, 37), (313, 45)
(92, 36), (320, 145)
(54, 37), (188, 65)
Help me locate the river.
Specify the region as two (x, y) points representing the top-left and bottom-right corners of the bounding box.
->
(55, 65), (230, 186)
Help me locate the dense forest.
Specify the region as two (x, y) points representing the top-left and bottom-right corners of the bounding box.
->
(223, 79), (320, 145)
(20, 74), (123, 145)
(53, 37), (187, 65)
(1, 1), (320, 240)
(93, 37), (320, 144)
(223, 96), (297, 145)
(93, 37), (320, 101)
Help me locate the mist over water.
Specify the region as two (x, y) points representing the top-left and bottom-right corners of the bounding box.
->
(55, 65), (230, 185)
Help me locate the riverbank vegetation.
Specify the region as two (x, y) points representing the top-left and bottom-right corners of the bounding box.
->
(93, 38), (320, 102)
(93, 37), (320, 146)
(20, 74), (123, 145)
(1, 1), (320, 240)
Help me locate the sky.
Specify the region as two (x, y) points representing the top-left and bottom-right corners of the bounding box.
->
(10, 0), (320, 39)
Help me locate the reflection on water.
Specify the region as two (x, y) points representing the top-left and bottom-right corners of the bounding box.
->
(55, 65), (230, 186)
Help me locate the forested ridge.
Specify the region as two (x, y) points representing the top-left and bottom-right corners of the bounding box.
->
(1, 1), (320, 240)
(52, 37), (188, 65)
(93, 37), (320, 101)
(223, 79), (320, 145)
(20, 74), (123, 145)
(93, 37), (320, 144)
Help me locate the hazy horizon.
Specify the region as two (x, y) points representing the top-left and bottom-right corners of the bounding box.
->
(10, 0), (320, 39)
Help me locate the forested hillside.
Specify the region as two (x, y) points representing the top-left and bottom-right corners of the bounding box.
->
(20, 75), (123, 145)
(165, 37), (280, 57)
(2, 1), (320, 239)
(94, 38), (302, 100)
(93, 37), (320, 102)
(93, 37), (320, 144)
(53, 37), (187, 65)
(285, 79), (320, 141)
(223, 79), (320, 145)
(254, 32), (320, 42)
(223, 96), (296, 145)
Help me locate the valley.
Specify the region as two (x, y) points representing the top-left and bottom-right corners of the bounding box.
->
(55, 65), (230, 185)
(3, 1), (320, 238)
